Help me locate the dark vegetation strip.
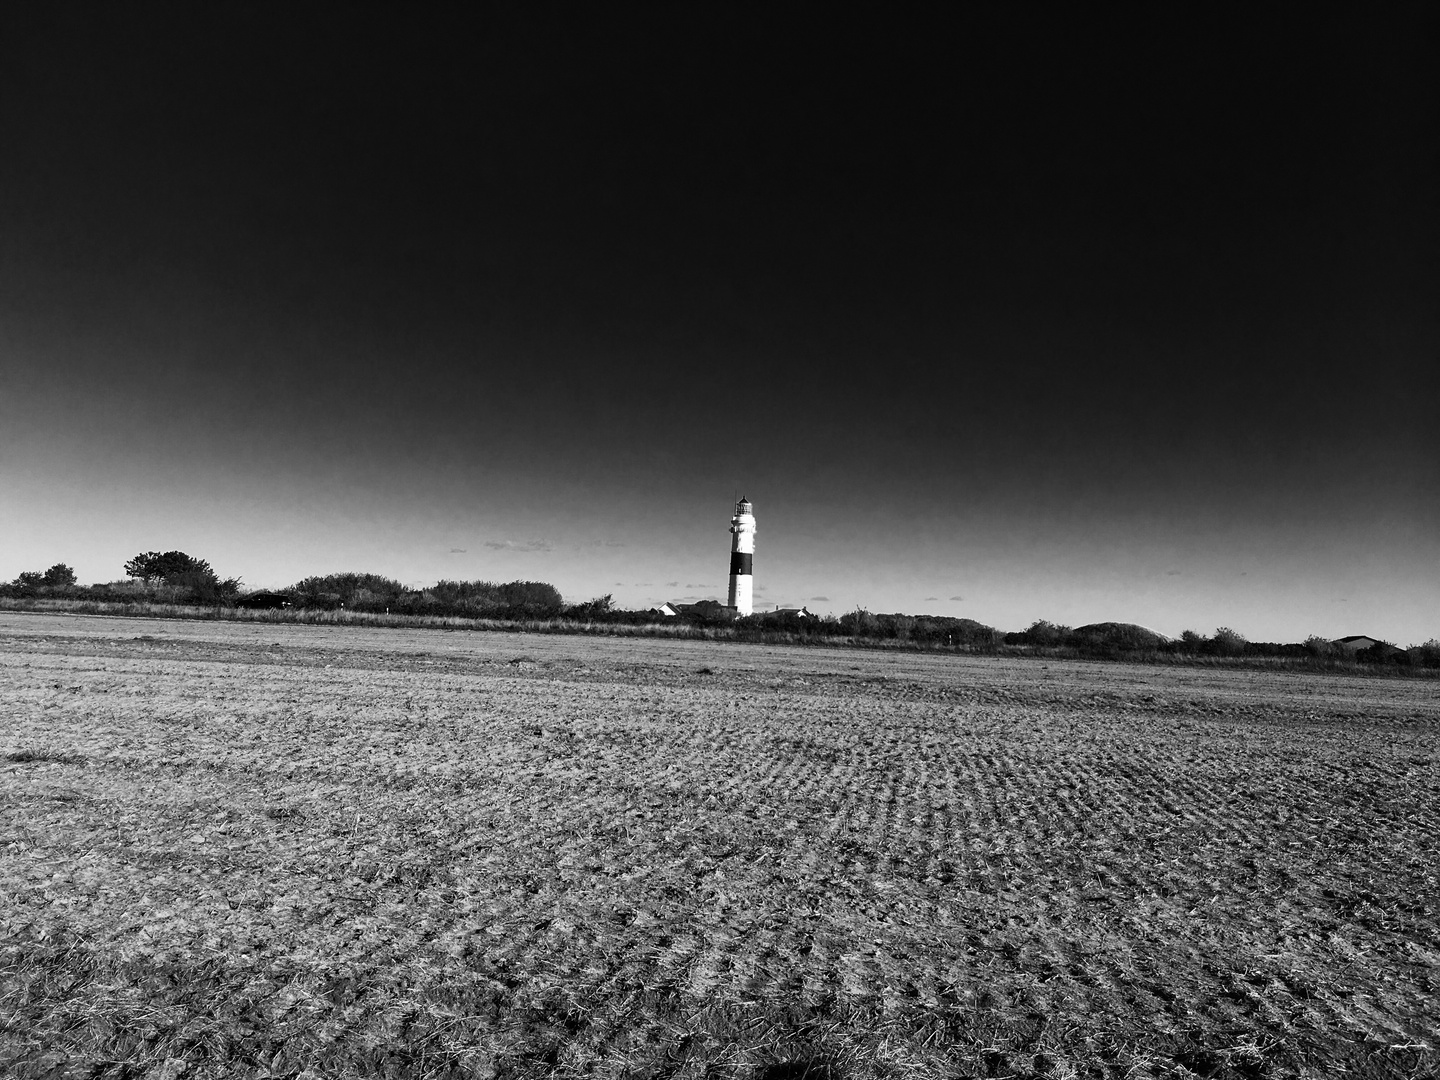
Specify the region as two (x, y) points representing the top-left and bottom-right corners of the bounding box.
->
(2, 597), (1436, 678)
(10, 556), (1437, 668)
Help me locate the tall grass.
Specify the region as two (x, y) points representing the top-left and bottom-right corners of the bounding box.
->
(0, 597), (782, 643)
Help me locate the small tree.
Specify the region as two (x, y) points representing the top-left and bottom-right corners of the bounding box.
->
(840, 608), (879, 636)
(124, 551), (217, 586)
(1213, 627), (1247, 657)
(567, 594), (615, 620)
(10, 565), (74, 591)
(122, 550), (236, 603)
(42, 563), (77, 587)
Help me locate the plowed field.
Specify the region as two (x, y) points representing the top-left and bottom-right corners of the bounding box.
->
(2, 613), (1436, 1079)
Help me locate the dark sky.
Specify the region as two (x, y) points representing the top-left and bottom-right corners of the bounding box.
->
(2, 9), (1436, 641)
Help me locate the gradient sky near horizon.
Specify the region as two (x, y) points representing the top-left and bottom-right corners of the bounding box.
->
(2, 10), (1436, 644)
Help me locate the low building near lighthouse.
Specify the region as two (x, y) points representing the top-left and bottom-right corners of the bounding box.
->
(657, 599), (733, 620)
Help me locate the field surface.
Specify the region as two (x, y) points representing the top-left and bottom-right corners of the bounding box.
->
(2, 613), (1436, 1080)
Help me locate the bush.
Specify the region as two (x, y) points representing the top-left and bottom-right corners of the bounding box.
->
(235, 591), (293, 610)
(11, 564), (78, 592)
(124, 551), (215, 585)
(1022, 620), (1071, 647)
(1408, 640), (1440, 668)
(285, 575), (565, 619)
(1067, 623), (1170, 654)
(1357, 640), (1406, 665)
(42, 564), (77, 587)
(566, 594), (616, 620)
(830, 609), (999, 647)
(289, 573), (406, 611)
(1213, 627), (1247, 657)
(118, 551), (237, 603)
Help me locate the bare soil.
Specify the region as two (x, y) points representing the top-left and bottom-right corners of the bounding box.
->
(2, 612), (1436, 1079)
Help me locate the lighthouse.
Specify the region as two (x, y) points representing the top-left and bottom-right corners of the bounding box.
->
(727, 497), (756, 616)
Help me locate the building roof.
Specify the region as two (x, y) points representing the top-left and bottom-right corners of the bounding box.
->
(659, 599), (736, 617)
(1333, 635), (1402, 654)
(1334, 635), (1381, 649)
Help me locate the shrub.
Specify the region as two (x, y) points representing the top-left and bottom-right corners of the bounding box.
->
(1357, 640), (1405, 665)
(12, 565), (77, 591)
(1409, 640), (1440, 668)
(566, 594), (616, 620)
(42, 564), (77, 587)
(117, 551), (239, 602)
(124, 551), (217, 586)
(285, 576), (565, 618)
(1022, 620), (1071, 647)
(289, 573), (406, 610)
(1213, 627), (1247, 657)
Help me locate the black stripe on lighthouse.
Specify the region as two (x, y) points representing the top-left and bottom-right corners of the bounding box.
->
(729, 552), (752, 576)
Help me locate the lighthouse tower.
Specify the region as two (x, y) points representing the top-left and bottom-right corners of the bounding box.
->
(727, 497), (756, 616)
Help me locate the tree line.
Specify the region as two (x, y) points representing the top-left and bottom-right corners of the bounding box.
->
(4, 551), (1437, 666)
(1, 551), (568, 621)
(5, 552), (241, 604)
(1005, 620), (1439, 668)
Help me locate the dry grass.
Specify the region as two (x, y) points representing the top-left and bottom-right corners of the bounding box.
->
(0, 597), (707, 637)
(2, 613), (1436, 1079)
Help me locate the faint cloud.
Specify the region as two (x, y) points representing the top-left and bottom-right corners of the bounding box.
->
(1166, 570), (1182, 576)
(809, 595), (829, 602)
(949, 595), (964, 602)
(448, 548), (467, 554)
(483, 539), (553, 553)
(584, 539), (627, 548)
(665, 581), (679, 587)
(924, 596), (939, 601)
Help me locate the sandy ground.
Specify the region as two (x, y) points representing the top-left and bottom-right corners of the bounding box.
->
(2, 611), (1437, 1079)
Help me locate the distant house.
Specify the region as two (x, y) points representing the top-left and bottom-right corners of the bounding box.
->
(657, 600), (736, 619)
(1333, 635), (1403, 657)
(1334, 635), (1382, 654)
(762, 606), (814, 619)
